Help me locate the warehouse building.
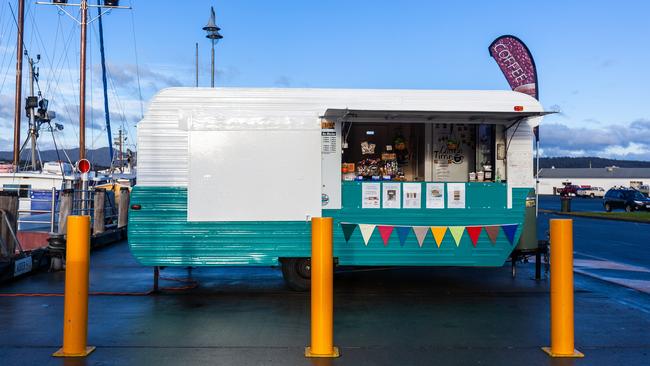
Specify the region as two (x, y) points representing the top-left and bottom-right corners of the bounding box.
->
(537, 167), (650, 195)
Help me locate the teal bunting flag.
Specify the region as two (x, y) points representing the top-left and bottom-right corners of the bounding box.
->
(341, 223), (357, 243)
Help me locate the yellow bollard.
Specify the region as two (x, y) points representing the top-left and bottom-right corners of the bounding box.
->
(542, 219), (583, 358)
(53, 215), (95, 357)
(305, 217), (339, 358)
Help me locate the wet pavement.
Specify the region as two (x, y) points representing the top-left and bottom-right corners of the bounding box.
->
(1, 236), (650, 365)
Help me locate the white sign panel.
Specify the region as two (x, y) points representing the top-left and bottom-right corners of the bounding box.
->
(188, 130), (321, 221)
(362, 183), (381, 209)
(14, 256), (32, 277)
(447, 183), (466, 209)
(403, 183), (421, 209)
(426, 183), (445, 209)
(382, 183), (401, 209)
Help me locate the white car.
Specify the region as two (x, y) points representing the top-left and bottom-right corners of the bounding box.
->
(576, 187), (605, 198)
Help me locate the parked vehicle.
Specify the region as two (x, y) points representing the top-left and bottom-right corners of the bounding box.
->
(559, 185), (579, 196)
(603, 188), (650, 212)
(576, 187), (605, 198)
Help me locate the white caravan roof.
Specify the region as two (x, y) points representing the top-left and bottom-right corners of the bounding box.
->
(138, 87), (546, 188)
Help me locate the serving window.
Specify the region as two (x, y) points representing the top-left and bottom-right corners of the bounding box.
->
(340, 121), (506, 183)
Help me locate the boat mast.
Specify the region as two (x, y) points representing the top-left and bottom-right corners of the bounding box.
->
(79, 0), (88, 160)
(12, 0), (25, 167)
(97, 0), (114, 164)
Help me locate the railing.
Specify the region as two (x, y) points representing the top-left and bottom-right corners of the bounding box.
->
(10, 186), (124, 234)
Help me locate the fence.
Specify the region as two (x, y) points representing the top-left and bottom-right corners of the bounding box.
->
(7, 187), (123, 234)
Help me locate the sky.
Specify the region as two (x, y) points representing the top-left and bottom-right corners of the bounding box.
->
(1, 0), (649, 160)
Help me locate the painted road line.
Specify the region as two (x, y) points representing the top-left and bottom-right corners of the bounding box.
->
(574, 259), (650, 273)
(570, 252), (650, 294)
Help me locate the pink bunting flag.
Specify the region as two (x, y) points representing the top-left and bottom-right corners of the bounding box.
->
(466, 226), (483, 247)
(377, 226), (394, 246)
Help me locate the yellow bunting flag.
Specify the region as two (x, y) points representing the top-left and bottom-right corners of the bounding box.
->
(430, 226), (448, 248)
(358, 224), (376, 246)
(448, 226), (465, 246)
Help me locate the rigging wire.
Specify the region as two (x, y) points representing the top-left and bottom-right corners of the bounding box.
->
(129, 0), (144, 119)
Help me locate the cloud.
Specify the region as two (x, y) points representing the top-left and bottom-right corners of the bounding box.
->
(540, 119), (650, 160)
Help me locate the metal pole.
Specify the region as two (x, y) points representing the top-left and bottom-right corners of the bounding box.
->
(195, 43), (199, 87)
(542, 219), (583, 358)
(53, 215), (95, 357)
(28, 58), (37, 170)
(535, 139), (540, 217)
(79, 0), (88, 160)
(12, 0), (25, 168)
(211, 39), (215, 88)
(305, 217), (339, 358)
(50, 187), (56, 233)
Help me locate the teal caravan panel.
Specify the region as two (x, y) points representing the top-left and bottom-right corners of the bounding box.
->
(128, 183), (529, 267)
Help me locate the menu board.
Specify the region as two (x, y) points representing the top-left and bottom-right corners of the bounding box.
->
(382, 183), (401, 209)
(362, 183), (381, 209)
(447, 183), (466, 209)
(426, 183), (445, 209)
(403, 183), (422, 209)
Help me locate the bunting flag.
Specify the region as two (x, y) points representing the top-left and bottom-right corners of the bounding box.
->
(448, 226), (465, 246)
(359, 224), (376, 246)
(485, 225), (500, 245)
(466, 226), (483, 247)
(413, 226), (429, 247)
(430, 226), (448, 248)
(377, 226), (394, 246)
(501, 224), (519, 245)
(341, 223), (357, 243)
(340, 222), (520, 247)
(396, 226), (411, 246)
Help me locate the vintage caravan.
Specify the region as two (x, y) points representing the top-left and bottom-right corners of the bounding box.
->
(129, 87), (546, 290)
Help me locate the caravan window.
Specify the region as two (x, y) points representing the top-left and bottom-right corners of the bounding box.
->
(341, 123), (426, 181)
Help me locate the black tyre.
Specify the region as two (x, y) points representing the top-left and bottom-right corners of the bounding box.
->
(625, 204), (633, 212)
(605, 203), (612, 212)
(280, 258), (311, 291)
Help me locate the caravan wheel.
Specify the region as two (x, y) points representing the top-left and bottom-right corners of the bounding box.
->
(280, 258), (311, 291)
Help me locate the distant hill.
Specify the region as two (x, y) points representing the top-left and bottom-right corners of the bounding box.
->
(538, 157), (650, 169)
(0, 147), (127, 169)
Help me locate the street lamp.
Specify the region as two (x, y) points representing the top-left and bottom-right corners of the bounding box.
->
(202, 6), (223, 88)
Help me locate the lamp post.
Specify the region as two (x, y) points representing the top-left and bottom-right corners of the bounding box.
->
(202, 6), (223, 88)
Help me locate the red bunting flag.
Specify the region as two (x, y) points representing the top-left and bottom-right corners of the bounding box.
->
(377, 226), (394, 246)
(466, 226), (483, 247)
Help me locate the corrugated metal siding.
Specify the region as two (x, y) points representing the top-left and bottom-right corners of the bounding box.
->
(129, 185), (528, 267)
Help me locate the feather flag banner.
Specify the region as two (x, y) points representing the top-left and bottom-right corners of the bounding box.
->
(359, 224), (376, 246)
(448, 226), (465, 246)
(413, 226), (429, 247)
(378, 226), (394, 246)
(466, 226), (483, 247)
(430, 226), (448, 248)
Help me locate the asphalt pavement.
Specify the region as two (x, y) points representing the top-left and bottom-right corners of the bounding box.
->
(538, 194), (650, 296)
(538, 194), (606, 212)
